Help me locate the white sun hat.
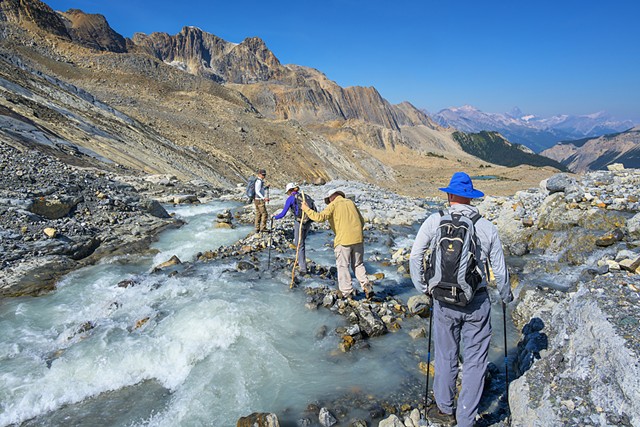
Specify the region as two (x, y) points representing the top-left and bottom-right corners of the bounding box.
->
(285, 182), (299, 193)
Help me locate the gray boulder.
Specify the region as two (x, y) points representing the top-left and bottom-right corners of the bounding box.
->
(378, 414), (404, 427)
(546, 173), (576, 194)
(628, 213), (640, 240)
(29, 197), (79, 219)
(237, 412), (279, 427)
(353, 304), (387, 338)
(407, 294), (432, 317)
(318, 407), (337, 427)
(139, 199), (171, 219)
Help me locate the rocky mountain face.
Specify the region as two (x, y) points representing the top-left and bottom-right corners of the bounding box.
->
(433, 105), (636, 153)
(0, 0), (70, 38)
(0, 0), (559, 200)
(58, 9), (127, 53)
(134, 26), (440, 133)
(541, 126), (640, 173)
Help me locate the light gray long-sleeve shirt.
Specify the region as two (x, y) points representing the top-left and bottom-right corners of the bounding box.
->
(409, 203), (513, 304)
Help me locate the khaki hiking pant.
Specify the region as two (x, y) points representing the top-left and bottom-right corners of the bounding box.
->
(254, 199), (268, 232)
(334, 242), (369, 297)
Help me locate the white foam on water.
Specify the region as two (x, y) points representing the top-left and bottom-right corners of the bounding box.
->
(0, 200), (519, 426)
(151, 201), (252, 266)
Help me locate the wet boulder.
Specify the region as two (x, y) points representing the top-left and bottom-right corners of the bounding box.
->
(318, 407), (337, 427)
(236, 261), (257, 271)
(236, 412), (279, 427)
(353, 304), (387, 338)
(153, 255), (182, 271)
(69, 236), (101, 260)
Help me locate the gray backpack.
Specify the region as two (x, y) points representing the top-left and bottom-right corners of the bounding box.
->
(424, 210), (484, 306)
(245, 176), (258, 203)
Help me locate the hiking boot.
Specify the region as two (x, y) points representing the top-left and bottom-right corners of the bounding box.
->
(363, 282), (374, 299)
(336, 290), (353, 300)
(427, 405), (456, 426)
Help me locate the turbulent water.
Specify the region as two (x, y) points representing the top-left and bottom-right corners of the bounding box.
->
(0, 201), (519, 426)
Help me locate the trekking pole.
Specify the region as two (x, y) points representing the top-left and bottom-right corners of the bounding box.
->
(424, 295), (434, 415)
(267, 217), (274, 269)
(290, 190), (306, 289)
(503, 301), (510, 400)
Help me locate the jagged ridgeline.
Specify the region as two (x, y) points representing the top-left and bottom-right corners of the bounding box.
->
(453, 131), (568, 171)
(0, 0), (560, 196)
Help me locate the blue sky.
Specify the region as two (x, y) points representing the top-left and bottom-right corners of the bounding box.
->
(46, 0), (640, 122)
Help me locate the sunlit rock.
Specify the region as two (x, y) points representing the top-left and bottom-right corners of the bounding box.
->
(30, 197), (78, 219)
(153, 255), (182, 270)
(43, 227), (57, 238)
(236, 412), (279, 427)
(378, 414), (403, 427)
(407, 294), (431, 318)
(318, 407), (337, 427)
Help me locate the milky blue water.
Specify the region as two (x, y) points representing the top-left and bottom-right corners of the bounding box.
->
(0, 201), (519, 426)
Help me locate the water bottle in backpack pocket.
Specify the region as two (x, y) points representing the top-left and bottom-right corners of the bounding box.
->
(424, 211), (484, 306)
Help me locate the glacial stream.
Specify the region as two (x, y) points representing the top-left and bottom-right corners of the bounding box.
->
(0, 201), (521, 426)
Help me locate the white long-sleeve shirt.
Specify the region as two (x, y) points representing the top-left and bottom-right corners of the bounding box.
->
(254, 178), (266, 200)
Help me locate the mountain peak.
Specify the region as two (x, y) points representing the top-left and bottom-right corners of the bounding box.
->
(432, 105), (637, 153)
(58, 8), (127, 52)
(507, 106), (524, 118)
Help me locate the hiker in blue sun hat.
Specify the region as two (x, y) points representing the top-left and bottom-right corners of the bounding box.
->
(409, 171), (513, 427)
(438, 171), (485, 199)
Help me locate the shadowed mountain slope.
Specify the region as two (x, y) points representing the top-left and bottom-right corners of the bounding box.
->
(541, 127), (640, 172)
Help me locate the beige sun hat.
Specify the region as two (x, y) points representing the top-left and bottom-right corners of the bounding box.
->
(324, 189), (345, 205)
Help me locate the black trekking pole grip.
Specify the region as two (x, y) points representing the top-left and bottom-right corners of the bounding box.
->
(503, 301), (509, 399)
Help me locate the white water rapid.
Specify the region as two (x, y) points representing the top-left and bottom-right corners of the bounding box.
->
(0, 201), (516, 426)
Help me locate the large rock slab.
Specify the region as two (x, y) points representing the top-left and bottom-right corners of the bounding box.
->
(510, 277), (640, 427)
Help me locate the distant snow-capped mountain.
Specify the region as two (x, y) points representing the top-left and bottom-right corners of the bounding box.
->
(430, 105), (636, 153)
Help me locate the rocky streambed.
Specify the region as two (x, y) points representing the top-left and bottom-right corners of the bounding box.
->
(229, 169), (640, 426)
(2, 136), (640, 427)
(0, 138), (225, 297)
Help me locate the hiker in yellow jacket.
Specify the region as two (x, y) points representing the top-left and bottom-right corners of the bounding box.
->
(302, 189), (374, 299)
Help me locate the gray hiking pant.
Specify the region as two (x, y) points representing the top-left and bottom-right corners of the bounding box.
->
(294, 220), (311, 273)
(433, 291), (491, 427)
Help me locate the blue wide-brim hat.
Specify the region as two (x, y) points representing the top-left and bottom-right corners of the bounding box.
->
(439, 172), (485, 199)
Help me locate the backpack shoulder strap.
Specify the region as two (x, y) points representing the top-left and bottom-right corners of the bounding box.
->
(469, 212), (482, 224)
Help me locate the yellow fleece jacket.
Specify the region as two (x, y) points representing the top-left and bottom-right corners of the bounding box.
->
(302, 195), (365, 247)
